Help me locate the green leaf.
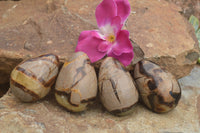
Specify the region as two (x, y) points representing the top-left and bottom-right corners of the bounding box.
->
(196, 29), (200, 43)
(189, 15), (199, 32)
(197, 57), (200, 64)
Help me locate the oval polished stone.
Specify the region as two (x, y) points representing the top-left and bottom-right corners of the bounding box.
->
(55, 52), (97, 112)
(133, 60), (181, 113)
(10, 54), (59, 102)
(99, 57), (139, 116)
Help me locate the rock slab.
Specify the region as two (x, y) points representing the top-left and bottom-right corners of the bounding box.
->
(127, 0), (199, 78)
(0, 0), (199, 85)
(0, 64), (200, 132)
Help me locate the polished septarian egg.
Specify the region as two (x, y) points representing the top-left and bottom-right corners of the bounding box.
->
(133, 60), (181, 113)
(55, 52), (97, 112)
(99, 57), (139, 116)
(10, 54), (59, 102)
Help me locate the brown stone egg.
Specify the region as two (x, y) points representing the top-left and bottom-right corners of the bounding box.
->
(99, 57), (139, 116)
(55, 52), (97, 112)
(133, 60), (181, 113)
(10, 54), (59, 102)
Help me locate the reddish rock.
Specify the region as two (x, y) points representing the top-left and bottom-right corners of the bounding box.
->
(166, 0), (200, 20)
(0, 0), (97, 84)
(65, 0), (199, 78)
(127, 0), (199, 78)
(0, 0), (198, 85)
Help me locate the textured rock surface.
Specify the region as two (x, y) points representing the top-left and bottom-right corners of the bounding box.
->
(0, 0), (198, 85)
(0, 66), (200, 133)
(178, 65), (200, 126)
(0, 0), (97, 84)
(1, 65), (200, 132)
(166, 0), (200, 20)
(126, 0), (199, 79)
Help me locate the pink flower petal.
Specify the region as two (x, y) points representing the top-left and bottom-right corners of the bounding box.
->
(75, 31), (107, 63)
(95, 0), (117, 27)
(78, 31), (93, 41)
(115, 0), (131, 24)
(112, 30), (133, 56)
(108, 50), (134, 67)
(98, 41), (111, 52)
(111, 16), (123, 35)
(78, 30), (101, 41)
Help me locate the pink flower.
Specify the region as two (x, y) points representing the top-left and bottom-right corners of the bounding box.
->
(75, 0), (134, 66)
